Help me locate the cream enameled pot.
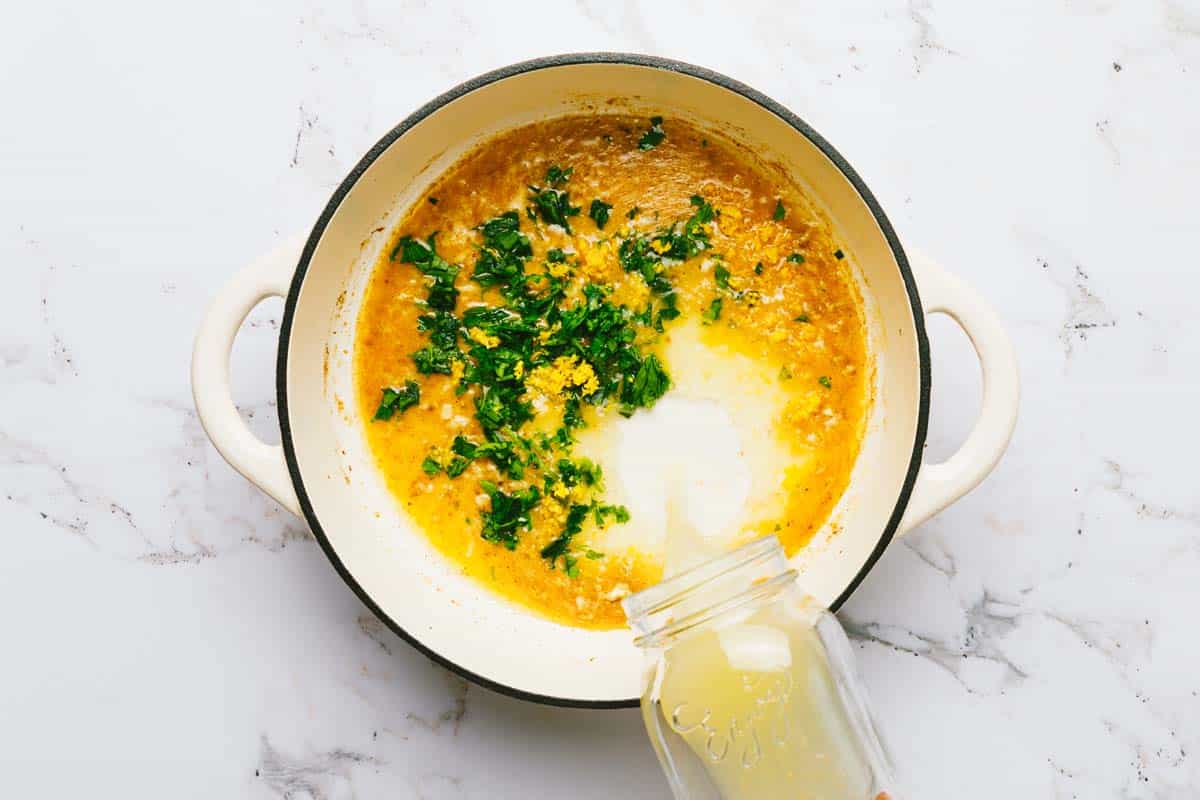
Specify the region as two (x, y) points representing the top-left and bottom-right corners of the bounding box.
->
(191, 54), (1019, 707)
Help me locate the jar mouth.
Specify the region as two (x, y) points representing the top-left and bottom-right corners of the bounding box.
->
(622, 535), (795, 647)
(632, 570), (797, 649)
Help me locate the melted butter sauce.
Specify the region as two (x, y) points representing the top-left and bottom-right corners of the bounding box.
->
(354, 115), (870, 629)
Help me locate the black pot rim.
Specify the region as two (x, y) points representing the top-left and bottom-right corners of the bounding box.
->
(276, 52), (931, 710)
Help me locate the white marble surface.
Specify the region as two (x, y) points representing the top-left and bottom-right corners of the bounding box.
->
(2, 1), (1198, 797)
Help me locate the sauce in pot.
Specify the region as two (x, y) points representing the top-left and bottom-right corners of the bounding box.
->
(354, 114), (870, 628)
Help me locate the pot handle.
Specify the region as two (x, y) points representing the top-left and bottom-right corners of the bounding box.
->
(897, 250), (1020, 535)
(191, 237), (304, 517)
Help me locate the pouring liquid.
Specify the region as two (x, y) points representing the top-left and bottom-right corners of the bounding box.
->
(639, 478), (886, 799)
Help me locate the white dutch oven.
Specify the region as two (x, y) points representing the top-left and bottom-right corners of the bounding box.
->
(192, 54), (1018, 707)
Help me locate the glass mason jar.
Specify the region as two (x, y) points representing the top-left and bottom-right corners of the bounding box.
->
(623, 536), (898, 800)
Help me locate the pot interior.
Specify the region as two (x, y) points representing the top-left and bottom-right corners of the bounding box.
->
(281, 58), (924, 705)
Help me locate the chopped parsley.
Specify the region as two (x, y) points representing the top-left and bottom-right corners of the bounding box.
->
(594, 503), (630, 526)
(819, 375), (833, 389)
(621, 354), (670, 414)
(653, 292), (681, 332)
(754, 261), (764, 275)
(450, 435), (477, 458)
(545, 165), (573, 186)
(393, 234), (460, 312)
(589, 199), (612, 230)
(477, 212), (535, 272)
(541, 499), (625, 574)
(374, 381), (420, 420)
(421, 456), (442, 476)
(474, 212), (533, 288)
(619, 195), (715, 291)
(626, 206), (639, 220)
(480, 480), (540, 550)
(417, 310), (459, 351)
(702, 297), (723, 324)
(617, 237), (667, 293)
(529, 187), (580, 231)
(794, 313), (811, 323)
(449, 432), (526, 479)
(541, 502), (590, 568)
(528, 176), (581, 232)
(787, 252), (805, 264)
(473, 385), (533, 442)
(637, 116), (666, 150)
(834, 249), (845, 260)
(556, 457), (602, 488)
(684, 195), (717, 245)
(773, 199), (786, 221)
(714, 264), (731, 290)
(411, 310), (461, 377)
(562, 397), (585, 430)
(428, 197), (438, 205)
(412, 344), (456, 376)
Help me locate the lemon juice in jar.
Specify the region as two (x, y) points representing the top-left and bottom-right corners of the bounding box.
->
(624, 535), (897, 800)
